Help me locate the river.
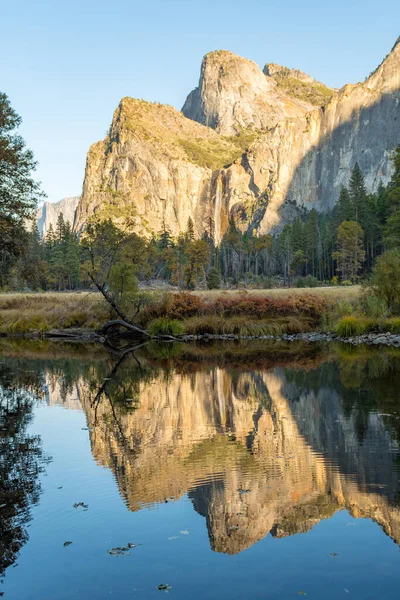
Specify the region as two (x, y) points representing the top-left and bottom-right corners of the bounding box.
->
(0, 339), (400, 599)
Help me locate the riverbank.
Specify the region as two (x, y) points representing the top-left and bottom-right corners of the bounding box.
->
(0, 288), (342, 335)
(1, 287), (398, 346)
(179, 331), (400, 347)
(4, 326), (400, 349)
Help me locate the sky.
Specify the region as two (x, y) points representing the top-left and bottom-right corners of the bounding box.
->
(2, 0), (399, 203)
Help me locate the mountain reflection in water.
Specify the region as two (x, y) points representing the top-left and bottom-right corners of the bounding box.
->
(1, 340), (400, 594)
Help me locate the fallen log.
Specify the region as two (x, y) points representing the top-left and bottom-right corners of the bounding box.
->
(88, 273), (179, 341)
(99, 319), (150, 338)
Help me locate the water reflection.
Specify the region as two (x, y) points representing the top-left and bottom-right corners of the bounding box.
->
(82, 355), (400, 554)
(1, 340), (400, 566)
(0, 360), (48, 577)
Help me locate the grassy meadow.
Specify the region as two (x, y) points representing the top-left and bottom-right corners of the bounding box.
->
(0, 292), (109, 334)
(0, 285), (394, 338)
(194, 285), (362, 302)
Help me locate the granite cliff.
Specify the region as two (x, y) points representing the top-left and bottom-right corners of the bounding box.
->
(181, 50), (318, 135)
(75, 38), (400, 239)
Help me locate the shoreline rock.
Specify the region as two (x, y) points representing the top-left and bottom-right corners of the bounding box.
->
(180, 331), (400, 347)
(2, 329), (400, 348)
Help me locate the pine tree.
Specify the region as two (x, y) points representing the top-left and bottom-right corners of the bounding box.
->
(334, 186), (354, 224)
(304, 209), (319, 277)
(186, 217), (195, 242)
(376, 180), (390, 226)
(349, 163), (367, 224)
(384, 147), (400, 249)
(206, 267), (221, 289)
(0, 93), (44, 281)
(333, 221), (365, 282)
(56, 213), (66, 241)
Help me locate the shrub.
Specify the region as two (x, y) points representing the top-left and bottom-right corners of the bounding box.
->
(148, 318), (185, 337)
(141, 292), (205, 323)
(165, 293), (205, 319)
(183, 315), (311, 336)
(206, 268), (221, 290)
(273, 75), (334, 106)
(140, 291), (328, 328)
(335, 316), (375, 337)
(341, 280), (353, 286)
(207, 294), (327, 322)
(295, 275), (319, 288)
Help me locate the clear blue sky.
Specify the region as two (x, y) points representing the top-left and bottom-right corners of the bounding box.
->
(2, 0), (399, 202)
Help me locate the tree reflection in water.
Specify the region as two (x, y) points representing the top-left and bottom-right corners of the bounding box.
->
(0, 362), (48, 579)
(1, 339), (400, 566)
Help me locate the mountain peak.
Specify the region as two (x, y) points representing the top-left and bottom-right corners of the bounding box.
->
(264, 63), (316, 84)
(182, 50), (315, 135)
(365, 35), (400, 86)
(263, 63), (334, 106)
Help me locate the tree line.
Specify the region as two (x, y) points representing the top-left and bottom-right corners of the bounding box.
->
(6, 147), (399, 292)
(1, 91), (400, 292)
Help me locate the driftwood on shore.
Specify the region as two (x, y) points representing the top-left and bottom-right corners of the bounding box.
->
(99, 319), (150, 337)
(88, 273), (178, 341)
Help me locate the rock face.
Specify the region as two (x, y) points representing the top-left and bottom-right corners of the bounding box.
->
(76, 38), (400, 239)
(182, 50), (316, 135)
(263, 63), (335, 106)
(74, 99), (247, 242)
(36, 197), (80, 238)
(264, 63), (317, 84)
(248, 38), (400, 232)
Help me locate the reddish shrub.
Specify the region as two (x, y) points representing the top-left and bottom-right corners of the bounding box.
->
(141, 292), (206, 324)
(205, 295), (327, 322)
(165, 293), (206, 319)
(142, 292), (328, 325)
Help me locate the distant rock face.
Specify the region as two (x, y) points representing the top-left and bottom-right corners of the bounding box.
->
(75, 38), (400, 240)
(36, 197), (79, 238)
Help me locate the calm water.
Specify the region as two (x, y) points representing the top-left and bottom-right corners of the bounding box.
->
(1, 339), (400, 599)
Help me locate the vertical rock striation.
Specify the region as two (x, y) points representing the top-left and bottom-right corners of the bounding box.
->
(75, 38), (400, 239)
(248, 38), (400, 232)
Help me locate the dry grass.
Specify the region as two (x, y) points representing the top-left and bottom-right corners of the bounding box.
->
(194, 286), (361, 303)
(182, 315), (311, 336)
(0, 292), (109, 334)
(0, 286), (362, 336)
